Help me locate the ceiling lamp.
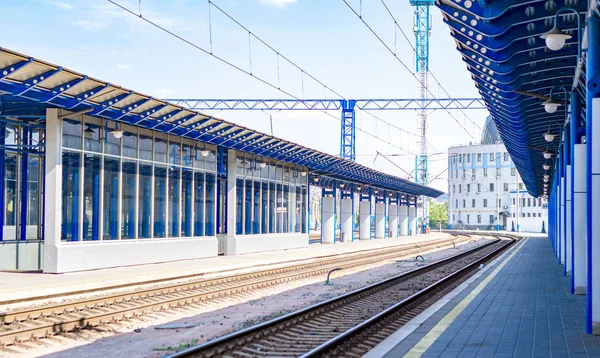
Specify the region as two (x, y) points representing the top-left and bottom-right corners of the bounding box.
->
(544, 178), (549, 183)
(543, 150), (553, 160)
(300, 170), (307, 176)
(200, 149), (210, 157)
(543, 174), (550, 179)
(313, 176), (319, 183)
(356, 186), (362, 191)
(544, 183), (549, 187)
(544, 129), (556, 142)
(543, 98), (561, 114)
(110, 129), (124, 139)
(543, 163), (550, 171)
(540, 26), (572, 51)
(258, 161), (267, 168)
(339, 183), (345, 188)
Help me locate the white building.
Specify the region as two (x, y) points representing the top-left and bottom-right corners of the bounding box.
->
(447, 117), (547, 232)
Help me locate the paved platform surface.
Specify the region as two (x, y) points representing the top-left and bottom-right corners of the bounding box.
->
(0, 232), (453, 303)
(369, 236), (600, 358)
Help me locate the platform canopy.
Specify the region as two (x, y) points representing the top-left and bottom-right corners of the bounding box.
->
(436, 0), (597, 197)
(0, 47), (442, 198)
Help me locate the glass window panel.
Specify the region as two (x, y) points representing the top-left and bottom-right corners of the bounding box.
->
(269, 162), (276, 181)
(154, 136), (167, 163)
(282, 184), (289, 233)
(122, 131), (138, 158)
(194, 147), (206, 169)
(194, 172), (205, 236)
(205, 173), (215, 236)
(245, 180), (252, 234)
(269, 182), (276, 233)
(237, 156), (246, 176)
(277, 183), (283, 233)
(138, 164), (152, 239)
(182, 144), (194, 168)
(83, 154), (101, 241)
(276, 165), (283, 181)
(26, 156), (41, 239)
(4, 153), (17, 240)
(62, 119), (82, 150)
(253, 181), (260, 234)
(121, 161), (137, 239)
(301, 187), (307, 233)
(169, 138), (181, 165)
(236, 178), (244, 235)
(139, 132), (153, 161)
(5, 125), (17, 146)
(260, 160), (269, 179)
(62, 151), (81, 241)
(103, 157), (120, 240)
(83, 122), (102, 153)
(154, 166), (167, 237)
(168, 167), (181, 237)
(182, 169), (193, 237)
(205, 150), (217, 171)
(295, 187), (302, 233)
(261, 182), (268, 234)
(105, 126), (121, 156)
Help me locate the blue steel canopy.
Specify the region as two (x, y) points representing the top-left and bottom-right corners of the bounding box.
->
(0, 47), (442, 198)
(435, 0), (595, 197)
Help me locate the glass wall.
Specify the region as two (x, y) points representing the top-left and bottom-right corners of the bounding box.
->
(60, 116), (217, 242)
(234, 154), (308, 236)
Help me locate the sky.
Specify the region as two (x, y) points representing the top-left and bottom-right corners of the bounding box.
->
(1, 0), (490, 191)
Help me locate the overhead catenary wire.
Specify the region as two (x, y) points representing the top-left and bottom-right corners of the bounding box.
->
(107, 0), (415, 155)
(341, 0), (479, 141)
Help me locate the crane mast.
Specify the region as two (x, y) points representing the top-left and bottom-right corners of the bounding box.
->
(410, 0), (434, 232)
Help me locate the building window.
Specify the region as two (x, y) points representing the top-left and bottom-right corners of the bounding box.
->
(472, 168), (476, 177)
(539, 198), (542, 206)
(528, 213), (531, 217)
(467, 214), (470, 223)
(453, 185), (455, 193)
(483, 199), (488, 207)
(467, 154), (471, 163)
(522, 198), (526, 207)
(522, 213), (526, 217)
(462, 169), (466, 178)
(528, 198), (531, 207)
(504, 152), (509, 161)
(533, 199), (536, 207)
(459, 184), (462, 193)
(490, 183), (495, 192)
(511, 167), (516, 176)
(463, 199), (466, 208)
(452, 214), (455, 222)
(456, 199), (458, 208)
(477, 153), (482, 162)
(459, 155), (462, 163)
(496, 168), (501, 176)
(512, 198), (515, 205)
(467, 184), (471, 192)
(519, 183), (524, 190)
(477, 215), (481, 223)
(483, 168), (488, 177)
(472, 199), (475, 207)
(490, 153), (495, 161)
(504, 183), (509, 192)
(477, 183), (481, 192)
(489, 215), (495, 223)
(512, 213), (515, 218)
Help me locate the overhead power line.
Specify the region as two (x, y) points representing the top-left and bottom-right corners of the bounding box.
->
(107, 0), (417, 155)
(340, 0), (479, 141)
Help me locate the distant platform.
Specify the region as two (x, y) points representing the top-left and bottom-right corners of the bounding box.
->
(367, 236), (600, 358)
(0, 232), (452, 305)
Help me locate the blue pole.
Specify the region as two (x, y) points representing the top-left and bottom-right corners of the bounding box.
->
(564, 127), (570, 277)
(128, 174), (135, 237)
(0, 124), (5, 242)
(586, 14), (600, 335)
(111, 174), (117, 239)
(19, 127), (28, 241)
(71, 155), (79, 241)
(185, 179), (191, 236)
(92, 160), (99, 240)
(570, 90), (580, 294)
(144, 177), (150, 237)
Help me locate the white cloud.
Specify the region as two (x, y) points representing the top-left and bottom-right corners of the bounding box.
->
(258, 0), (297, 9)
(51, 1), (72, 10)
(116, 62), (131, 70)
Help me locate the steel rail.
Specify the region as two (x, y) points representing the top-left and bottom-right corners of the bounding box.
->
(168, 238), (512, 358)
(0, 235), (472, 346)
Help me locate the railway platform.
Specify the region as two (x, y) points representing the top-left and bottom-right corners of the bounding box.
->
(367, 235), (600, 358)
(0, 232), (454, 304)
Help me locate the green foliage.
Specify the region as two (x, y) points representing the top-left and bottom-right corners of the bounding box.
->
(429, 200), (448, 229)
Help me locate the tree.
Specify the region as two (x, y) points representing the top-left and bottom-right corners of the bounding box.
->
(429, 200), (448, 229)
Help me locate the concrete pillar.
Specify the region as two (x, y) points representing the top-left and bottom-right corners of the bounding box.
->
(574, 144), (587, 294)
(566, 165), (572, 275)
(44, 108), (61, 273)
(389, 204), (398, 238)
(226, 149), (237, 255)
(399, 205), (408, 236)
(375, 202), (385, 239)
(559, 182), (564, 264)
(322, 196), (335, 244)
(409, 206), (417, 236)
(340, 198), (353, 242)
(359, 200), (371, 240)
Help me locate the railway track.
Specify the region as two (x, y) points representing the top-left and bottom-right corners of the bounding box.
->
(167, 238), (514, 358)
(0, 235), (478, 347)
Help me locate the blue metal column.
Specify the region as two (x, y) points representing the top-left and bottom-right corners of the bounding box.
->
(19, 127), (29, 241)
(92, 162), (99, 240)
(564, 126), (571, 276)
(0, 124), (5, 242)
(570, 90), (582, 293)
(339, 100), (356, 162)
(587, 13), (600, 335)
